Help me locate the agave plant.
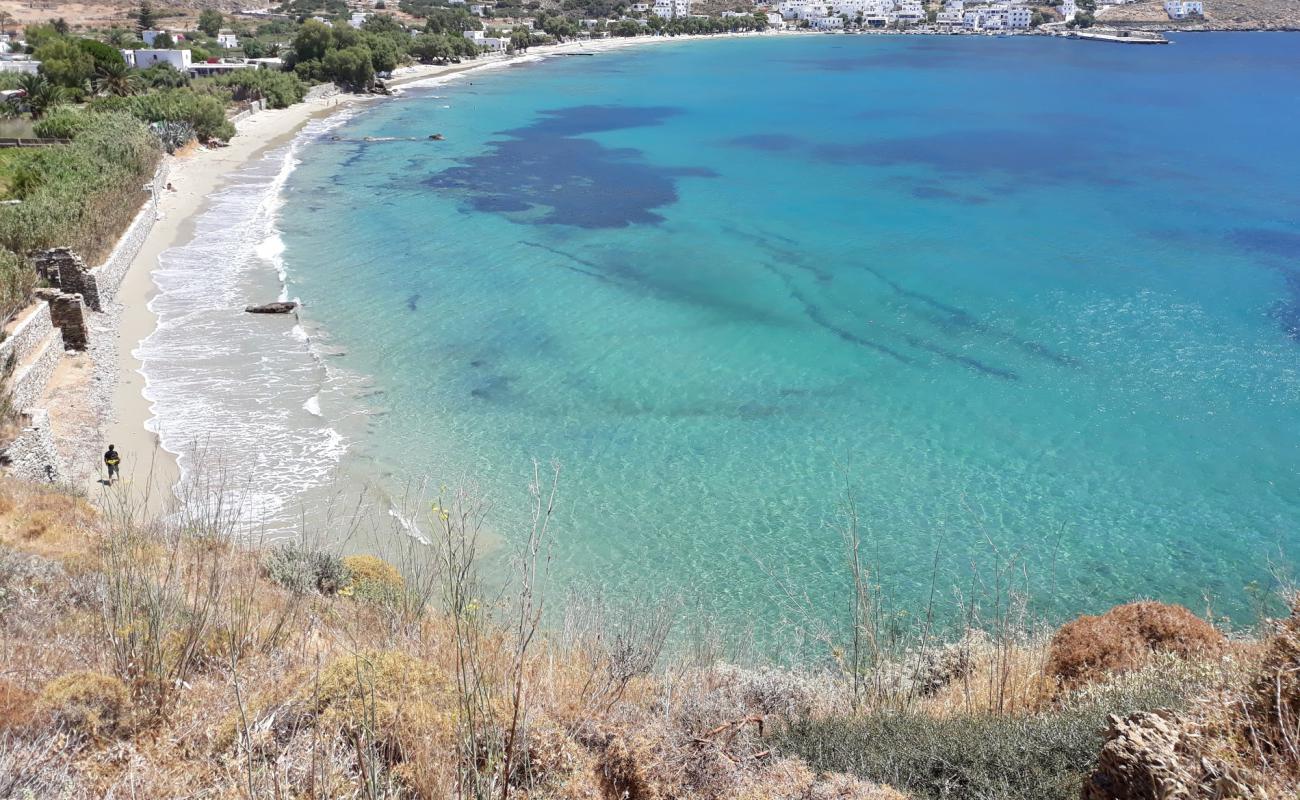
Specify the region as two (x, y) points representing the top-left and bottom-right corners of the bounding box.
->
(15, 73), (67, 119)
(93, 60), (141, 98)
(150, 120), (197, 154)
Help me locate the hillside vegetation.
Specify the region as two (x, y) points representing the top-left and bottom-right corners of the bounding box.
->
(0, 475), (1295, 799)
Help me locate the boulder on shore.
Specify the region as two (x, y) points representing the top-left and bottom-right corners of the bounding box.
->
(245, 302), (297, 315)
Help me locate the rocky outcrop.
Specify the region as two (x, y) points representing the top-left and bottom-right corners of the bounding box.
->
(1084, 711), (1260, 800)
(245, 302), (298, 314)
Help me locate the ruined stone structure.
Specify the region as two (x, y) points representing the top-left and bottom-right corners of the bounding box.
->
(33, 248), (102, 312)
(34, 288), (89, 351)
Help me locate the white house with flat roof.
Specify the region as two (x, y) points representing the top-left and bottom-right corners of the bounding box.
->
(349, 12), (369, 28)
(652, 0), (691, 18)
(936, 8), (964, 27)
(1163, 0), (1202, 18)
(1007, 6), (1031, 27)
(217, 32), (239, 48)
(810, 14), (844, 27)
(0, 57), (39, 74)
(1060, 0), (1077, 20)
(122, 48), (192, 70)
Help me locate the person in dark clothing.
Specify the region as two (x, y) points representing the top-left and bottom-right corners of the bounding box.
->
(104, 445), (120, 483)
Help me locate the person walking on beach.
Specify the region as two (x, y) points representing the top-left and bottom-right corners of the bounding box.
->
(103, 444), (120, 484)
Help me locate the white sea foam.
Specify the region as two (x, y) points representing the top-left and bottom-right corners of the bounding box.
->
(137, 112), (363, 528)
(386, 507), (429, 545)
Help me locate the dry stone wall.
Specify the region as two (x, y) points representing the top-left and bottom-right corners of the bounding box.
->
(2, 409), (62, 483)
(7, 329), (63, 414)
(0, 303), (55, 369)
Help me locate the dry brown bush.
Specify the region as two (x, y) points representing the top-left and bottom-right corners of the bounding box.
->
(37, 671), (131, 739)
(1047, 601), (1225, 690)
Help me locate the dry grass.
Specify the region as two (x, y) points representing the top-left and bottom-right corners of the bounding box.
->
(36, 671), (131, 739)
(0, 479), (97, 563)
(0, 475), (1290, 799)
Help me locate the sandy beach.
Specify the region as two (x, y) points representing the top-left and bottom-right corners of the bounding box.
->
(90, 33), (783, 512)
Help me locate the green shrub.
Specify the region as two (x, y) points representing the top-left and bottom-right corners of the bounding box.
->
(264, 543), (349, 595)
(90, 88), (235, 143)
(32, 107), (92, 140)
(0, 111), (160, 261)
(210, 69), (307, 109)
(0, 249), (36, 325)
(773, 660), (1213, 800)
(137, 62), (190, 89)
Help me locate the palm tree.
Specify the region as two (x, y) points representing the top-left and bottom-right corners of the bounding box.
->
(16, 74), (67, 119)
(93, 60), (140, 97)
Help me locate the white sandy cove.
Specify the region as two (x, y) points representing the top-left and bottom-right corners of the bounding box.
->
(101, 32), (791, 512)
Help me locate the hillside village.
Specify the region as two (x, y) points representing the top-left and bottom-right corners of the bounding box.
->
(0, 0), (1222, 90)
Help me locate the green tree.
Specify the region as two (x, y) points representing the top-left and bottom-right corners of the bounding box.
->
(152, 31), (175, 48)
(21, 23), (63, 50)
(138, 62), (189, 88)
(105, 27), (138, 47)
(52, 17), (70, 35)
(35, 39), (95, 91)
(93, 60), (140, 97)
(361, 32), (401, 73)
(361, 13), (406, 35)
(241, 39), (267, 58)
(77, 38), (127, 72)
(322, 45), (374, 89)
(198, 9), (224, 37)
(422, 7), (481, 34)
(136, 1), (158, 32)
(16, 73), (67, 119)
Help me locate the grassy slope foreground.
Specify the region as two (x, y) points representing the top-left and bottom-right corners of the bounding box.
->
(0, 476), (1296, 799)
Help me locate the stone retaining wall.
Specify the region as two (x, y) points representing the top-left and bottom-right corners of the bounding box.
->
(87, 161), (169, 308)
(7, 331), (63, 414)
(0, 303), (55, 370)
(2, 409), (63, 483)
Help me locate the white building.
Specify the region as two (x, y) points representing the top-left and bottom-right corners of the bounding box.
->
(141, 29), (164, 46)
(812, 14), (844, 28)
(0, 57), (39, 74)
(766, 11), (787, 27)
(936, 8), (964, 28)
(470, 4), (486, 14)
(348, 12), (370, 28)
(895, 0), (925, 24)
(652, 0), (692, 18)
(121, 48), (193, 70)
(1007, 6), (1031, 27)
(1163, 0), (1203, 18)
(1060, 0), (1077, 21)
(217, 32), (239, 48)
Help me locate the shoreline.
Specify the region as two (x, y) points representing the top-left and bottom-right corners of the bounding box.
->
(96, 32), (791, 512)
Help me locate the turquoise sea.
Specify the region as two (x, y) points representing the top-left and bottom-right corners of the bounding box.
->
(147, 33), (1300, 638)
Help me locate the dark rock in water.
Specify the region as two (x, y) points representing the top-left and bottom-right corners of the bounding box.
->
(429, 133), (445, 140)
(245, 301), (298, 314)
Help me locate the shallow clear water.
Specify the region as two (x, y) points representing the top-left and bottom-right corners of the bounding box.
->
(160, 34), (1300, 635)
